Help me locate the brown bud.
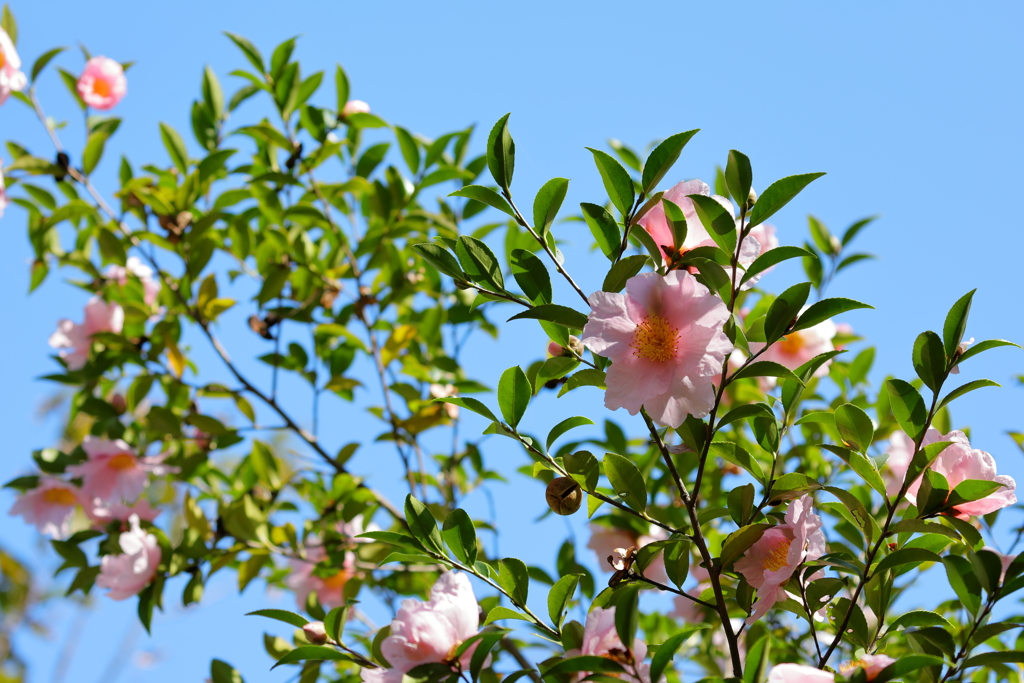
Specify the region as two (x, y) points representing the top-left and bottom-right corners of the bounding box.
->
(545, 477), (582, 516)
(109, 394), (127, 415)
(320, 286), (339, 310)
(248, 315), (274, 340)
(303, 621), (328, 645)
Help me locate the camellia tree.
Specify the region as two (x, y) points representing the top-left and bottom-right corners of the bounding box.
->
(4, 6), (1024, 683)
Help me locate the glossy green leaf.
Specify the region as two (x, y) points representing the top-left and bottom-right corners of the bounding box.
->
(412, 243), (465, 280)
(271, 645), (358, 669)
(404, 494), (444, 554)
(247, 608), (309, 628)
(792, 297), (873, 333)
(942, 289), (975, 357)
(510, 248), (552, 304)
(580, 202), (621, 260)
(764, 282), (812, 344)
(587, 148), (635, 217)
(486, 113), (515, 191)
(508, 304), (588, 330)
(886, 378), (928, 442)
(731, 360), (803, 386)
(641, 129), (699, 193)
(432, 397), (498, 424)
(449, 185), (515, 217)
(725, 149), (752, 206)
(602, 453), (647, 513)
(533, 177), (569, 235)
(913, 330), (947, 392)
(442, 509), (478, 565)
(497, 366), (531, 429)
(740, 246), (810, 286)
(547, 574), (581, 628)
(834, 403), (874, 452)
(546, 417), (595, 451)
(31, 47), (65, 82)
(497, 557), (529, 605)
(937, 379), (999, 412)
(159, 122), (189, 175)
(956, 338), (1020, 364)
(748, 172), (826, 228)
(456, 235), (505, 291)
(688, 193), (737, 256)
(602, 254), (648, 293)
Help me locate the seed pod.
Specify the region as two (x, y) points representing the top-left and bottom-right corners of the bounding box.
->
(545, 477), (582, 516)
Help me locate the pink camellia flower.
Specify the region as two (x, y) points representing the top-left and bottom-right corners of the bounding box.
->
(96, 514), (160, 600)
(587, 522), (669, 582)
(581, 271), (732, 427)
(767, 663), (834, 683)
(84, 497), (161, 526)
(361, 571), (482, 683)
(67, 437), (174, 504)
(48, 296), (124, 370)
(901, 428), (1016, 519)
(566, 607), (654, 683)
(0, 28), (27, 105)
(77, 56), (127, 110)
(286, 544), (357, 610)
(429, 383), (460, 419)
(839, 654), (896, 681)
(106, 257), (161, 306)
(8, 477), (81, 538)
(735, 495), (826, 624)
(882, 430), (916, 498)
(749, 317), (837, 389)
(342, 100), (370, 118)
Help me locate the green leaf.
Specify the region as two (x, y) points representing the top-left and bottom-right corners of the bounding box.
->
(534, 356), (578, 391)
(271, 645), (358, 669)
(872, 655), (946, 683)
(393, 126), (420, 174)
(81, 132), (108, 176)
(889, 610), (953, 631)
(533, 177), (569, 235)
(740, 246), (810, 286)
(663, 539), (690, 588)
(510, 249), (552, 304)
(442, 509), (478, 565)
(587, 147), (635, 217)
(649, 624), (713, 683)
(767, 472), (822, 505)
(224, 32), (264, 73)
(943, 289), (975, 357)
(612, 583), (640, 649)
(547, 574), (581, 628)
(482, 605), (532, 626)
(822, 445), (886, 498)
(334, 64), (350, 112)
(558, 369), (607, 397)
(547, 417), (595, 451)
(725, 149), (752, 206)
(404, 495), (444, 554)
(748, 172), (826, 228)
(497, 557), (529, 605)
(210, 659), (244, 683)
(202, 65), (224, 118)
(581, 202), (622, 260)
(563, 450), (599, 492)
(432, 397), (499, 424)
(905, 440), (953, 490)
(792, 297), (873, 333)
(159, 122), (189, 175)
(449, 185), (515, 217)
(937, 379), (999, 412)
(602, 453), (647, 513)
(497, 366), (531, 429)
(956, 338), (1020, 364)
(688, 193), (737, 256)
(508, 304), (588, 330)
(948, 479), (1010, 507)
(602, 254), (648, 293)
(542, 656), (625, 676)
(834, 403), (874, 452)
(661, 199), (689, 252)
(31, 47), (66, 83)
(963, 651), (1024, 669)
(886, 379), (928, 442)
(247, 608), (309, 628)
(764, 282), (812, 344)
(456, 235), (505, 291)
(412, 243), (465, 280)
(875, 548), (942, 574)
(641, 129), (699, 194)
(913, 331), (947, 392)
(486, 113), (515, 191)
(732, 360), (804, 386)
(720, 523), (772, 569)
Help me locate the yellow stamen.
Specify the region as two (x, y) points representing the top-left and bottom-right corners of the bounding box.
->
(631, 315), (679, 363)
(0, 51), (6, 70)
(778, 331), (806, 356)
(321, 570), (351, 592)
(92, 78), (111, 98)
(763, 538), (792, 572)
(42, 487), (77, 506)
(107, 453), (137, 471)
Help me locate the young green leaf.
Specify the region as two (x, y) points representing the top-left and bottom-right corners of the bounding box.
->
(725, 149), (752, 207)
(546, 416), (595, 451)
(580, 202), (621, 260)
(748, 172), (826, 228)
(885, 378), (928, 442)
(533, 177), (570, 236)
(486, 113), (515, 192)
(602, 453), (647, 513)
(640, 129), (699, 193)
(912, 330), (947, 392)
(510, 248), (552, 304)
(497, 366), (531, 429)
(602, 254), (648, 293)
(587, 148), (635, 218)
(496, 557), (529, 605)
(942, 289), (976, 357)
(449, 185), (515, 217)
(547, 574), (581, 628)
(791, 297), (873, 333)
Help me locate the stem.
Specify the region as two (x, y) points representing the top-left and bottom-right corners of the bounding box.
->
(938, 592), (997, 683)
(613, 193), (647, 264)
(798, 574), (824, 662)
(634, 574), (717, 610)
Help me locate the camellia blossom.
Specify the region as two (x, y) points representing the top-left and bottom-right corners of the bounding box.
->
(84, 497), (161, 526)
(0, 27), (27, 104)
(898, 428), (1017, 519)
(587, 523), (669, 582)
(566, 606), (655, 683)
(882, 430), (916, 498)
(735, 495), (826, 624)
(767, 663), (834, 683)
(361, 571), (482, 683)
(342, 99), (370, 117)
(96, 514), (160, 600)
(106, 256), (161, 306)
(286, 544), (357, 610)
(67, 437), (174, 504)
(839, 654), (896, 681)
(77, 56), (127, 110)
(8, 477), (81, 538)
(48, 296), (124, 370)
(581, 271), (732, 427)
(429, 383), (459, 419)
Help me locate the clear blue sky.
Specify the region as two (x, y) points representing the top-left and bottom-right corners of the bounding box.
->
(3, 2), (1024, 681)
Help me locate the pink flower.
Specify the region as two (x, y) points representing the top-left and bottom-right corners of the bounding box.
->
(8, 477), (81, 538)
(48, 296), (124, 370)
(429, 383), (459, 419)
(883, 430), (916, 498)
(903, 428), (1016, 519)
(587, 523), (669, 582)
(0, 28), (27, 105)
(362, 571), (482, 683)
(96, 514), (160, 600)
(567, 607), (653, 683)
(337, 514), (380, 547)
(981, 546), (1017, 581)
(84, 497), (161, 526)
(840, 654), (896, 681)
(749, 318), (837, 388)
(582, 271), (732, 427)
(67, 437), (174, 504)
(77, 57), (127, 110)
(286, 544), (357, 610)
(106, 257), (161, 306)
(548, 341), (565, 357)
(342, 100), (370, 118)
(767, 664), (834, 683)
(735, 495), (826, 624)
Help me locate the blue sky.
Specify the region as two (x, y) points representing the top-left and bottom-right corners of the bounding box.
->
(3, 1), (1024, 681)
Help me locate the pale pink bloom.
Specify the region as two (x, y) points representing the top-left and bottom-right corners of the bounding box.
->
(362, 571), (482, 683)
(833, 322), (855, 351)
(0, 160), (8, 218)
(342, 100), (370, 118)
(84, 497), (161, 526)
(67, 437), (174, 504)
(97, 514), (160, 600)
(950, 337), (974, 375)
(77, 57), (127, 110)
(429, 383), (459, 419)
(749, 317), (837, 389)
(107, 257), (161, 306)
(8, 477), (81, 538)
(587, 523), (669, 582)
(48, 296), (124, 370)
(767, 664), (834, 683)
(582, 271), (732, 427)
(883, 430), (916, 498)
(566, 607), (654, 683)
(981, 546), (1017, 581)
(286, 544), (357, 610)
(0, 28), (27, 105)
(840, 654), (896, 681)
(903, 428), (1017, 519)
(735, 495), (826, 624)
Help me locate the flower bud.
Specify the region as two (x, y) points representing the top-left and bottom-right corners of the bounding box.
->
(547, 341), (564, 357)
(303, 621), (328, 645)
(109, 394), (127, 415)
(342, 100), (370, 118)
(745, 187), (758, 210)
(568, 335), (584, 357)
(545, 477), (582, 515)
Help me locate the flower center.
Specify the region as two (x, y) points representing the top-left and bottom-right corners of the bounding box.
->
(107, 453), (137, 470)
(92, 78), (111, 98)
(778, 331), (806, 356)
(0, 51), (6, 70)
(321, 570), (351, 592)
(631, 315), (679, 363)
(763, 538), (792, 572)
(42, 487), (77, 506)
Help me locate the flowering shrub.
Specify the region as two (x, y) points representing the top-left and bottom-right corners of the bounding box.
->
(3, 5), (1024, 682)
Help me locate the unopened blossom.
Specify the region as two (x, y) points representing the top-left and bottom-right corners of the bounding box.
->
(588, 523), (669, 582)
(67, 437), (174, 504)
(77, 57), (127, 110)
(566, 606), (655, 683)
(839, 654), (896, 681)
(900, 428), (1017, 519)
(84, 497), (161, 526)
(735, 495), (826, 624)
(950, 337), (974, 375)
(48, 296), (124, 370)
(361, 571), (482, 683)
(548, 341), (565, 357)
(96, 514), (160, 600)
(303, 621), (329, 645)
(106, 256), (161, 306)
(8, 477), (81, 538)
(582, 271), (732, 427)
(749, 318), (837, 389)
(0, 28), (26, 104)
(429, 383), (459, 419)
(767, 664), (834, 683)
(342, 100), (370, 118)
(287, 544), (357, 610)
